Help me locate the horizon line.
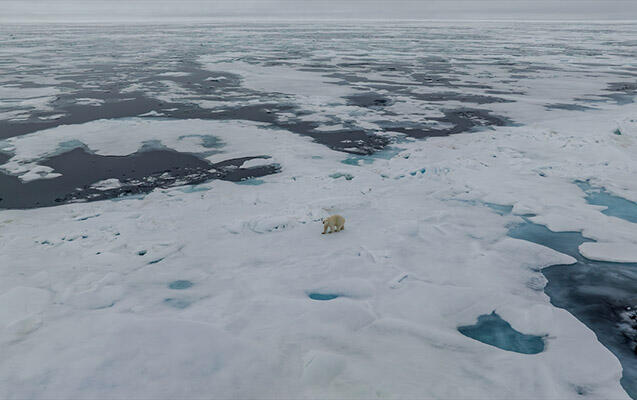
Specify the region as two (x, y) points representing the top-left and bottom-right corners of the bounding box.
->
(3, 17), (637, 24)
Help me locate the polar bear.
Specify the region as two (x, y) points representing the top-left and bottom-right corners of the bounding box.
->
(322, 214), (345, 234)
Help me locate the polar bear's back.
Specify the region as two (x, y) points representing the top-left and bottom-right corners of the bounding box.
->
(329, 214), (345, 226)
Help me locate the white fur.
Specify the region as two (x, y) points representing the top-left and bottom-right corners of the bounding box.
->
(322, 214), (345, 234)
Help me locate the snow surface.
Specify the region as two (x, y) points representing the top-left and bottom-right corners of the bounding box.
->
(201, 60), (358, 99)
(1, 100), (636, 398)
(579, 242), (637, 264)
(75, 98), (105, 106)
(90, 178), (123, 191)
(0, 85), (58, 118)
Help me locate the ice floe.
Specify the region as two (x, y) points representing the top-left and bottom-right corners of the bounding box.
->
(579, 242), (637, 264)
(1, 100), (635, 397)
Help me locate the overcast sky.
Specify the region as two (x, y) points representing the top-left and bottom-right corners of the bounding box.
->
(2, 0), (636, 22)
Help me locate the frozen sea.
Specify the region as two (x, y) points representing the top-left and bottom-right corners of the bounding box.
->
(1, 21), (637, 399)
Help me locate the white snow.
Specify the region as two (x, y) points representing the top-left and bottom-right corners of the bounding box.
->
(200, 59), (357, 99)
(579, 242), (637, 263)
(239, 157), (273, 169)
(1, 99), (636, 398)
(37, 114), (65, 120)
(157, 71), (190, 77)
(0, 85), (58, 101)
(138, 110), (165, 117)
(75, 98), (105, 106)
(19, 165), (62, 182)
(0, 85), (59, 113)
(0, 286), (50, 329)
(91, 178), (123, 191)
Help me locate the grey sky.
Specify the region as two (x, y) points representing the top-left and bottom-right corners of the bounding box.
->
(2, 0), (637, 22)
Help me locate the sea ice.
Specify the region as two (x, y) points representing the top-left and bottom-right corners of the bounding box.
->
(579, 242), (637, 264)
(2, 21), (637, 400)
